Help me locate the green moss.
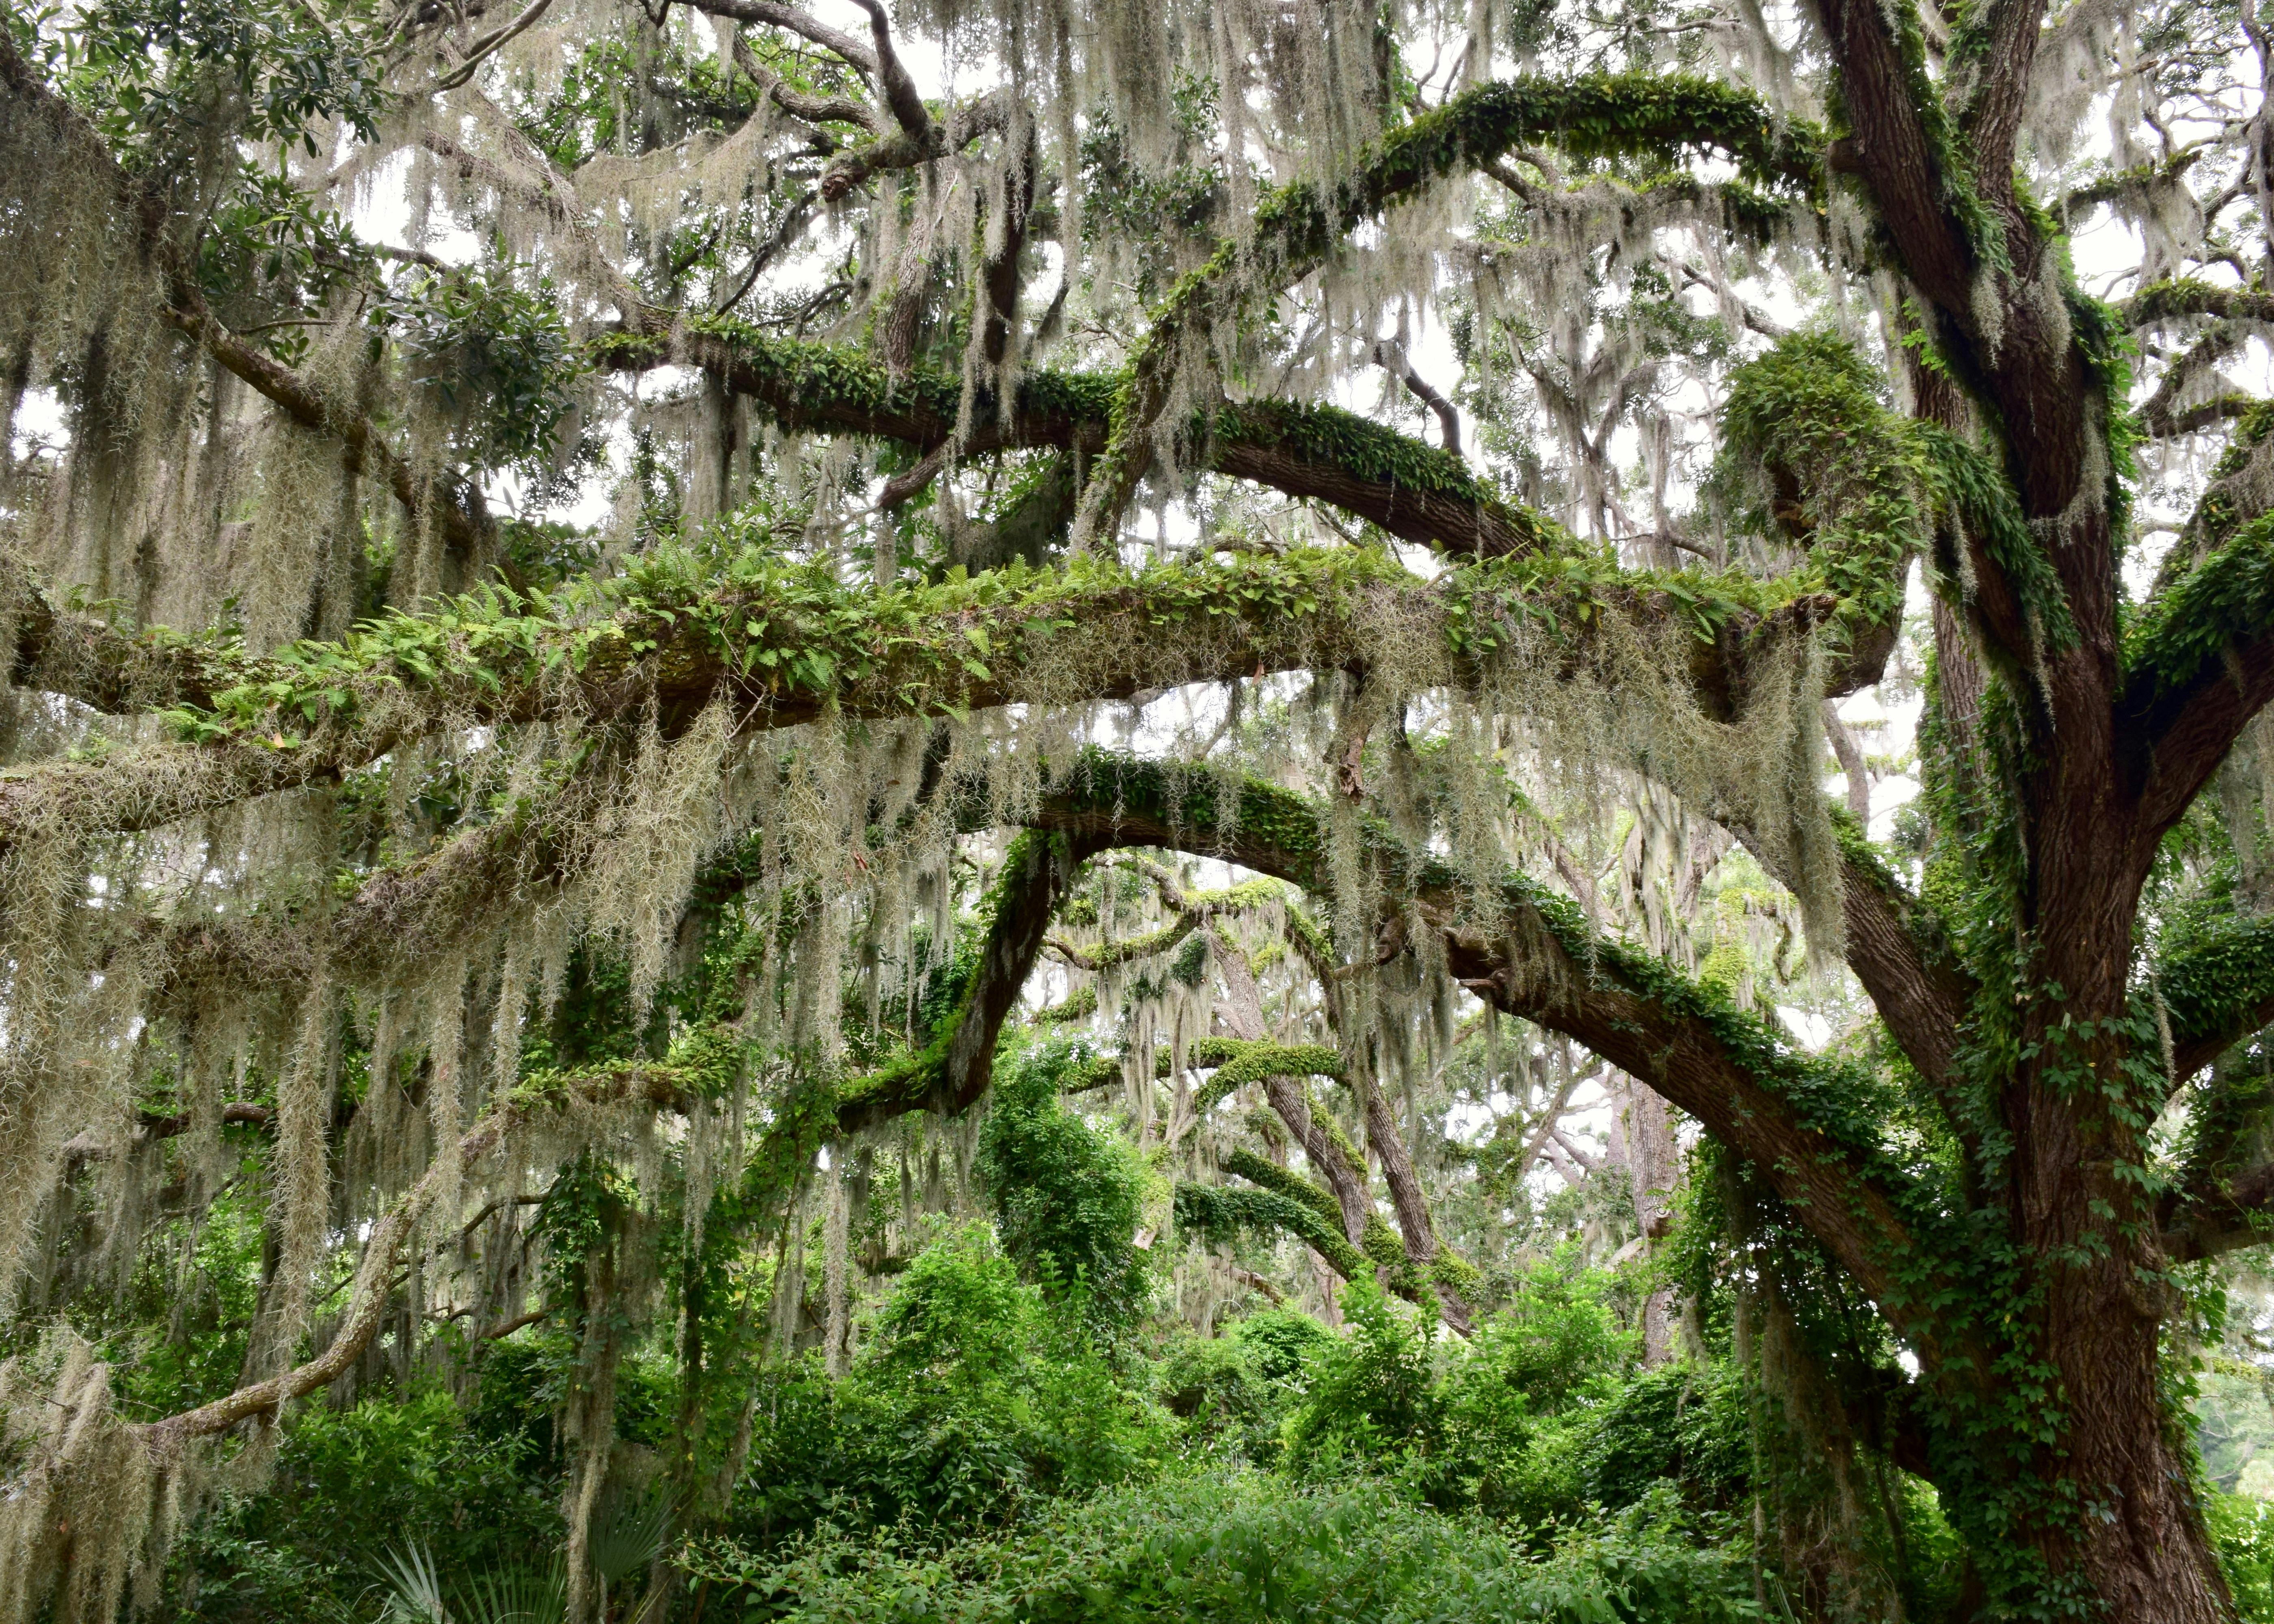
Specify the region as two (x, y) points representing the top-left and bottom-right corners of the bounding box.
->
(1174, 1181), (1370, 1281)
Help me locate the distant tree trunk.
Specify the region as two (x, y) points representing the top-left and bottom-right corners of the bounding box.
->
(1608, 1070), (1678, 1365)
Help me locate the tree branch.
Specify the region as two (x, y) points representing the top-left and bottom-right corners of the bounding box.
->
(2118, 513), (2274, 847)
(2157, 911), (2274, 1085)
(2126, 279), (2274, 329)
(1020, 753), (1938, 1343)
(1072, 72), (1824, 543)
(844, 0), (932, 146)
(681, 0), (878, 77)
(140, 1045), (708, 1454)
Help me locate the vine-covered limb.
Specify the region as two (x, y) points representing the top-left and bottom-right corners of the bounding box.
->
(2118, 512), (2274, 846)
(607, 324), (1565, 559)
(1173, 1175), (1370, 1281)
(2134, 323), (2249, 439)
(1079, 72), (1825, 538)
(0, 549), (1406, 855)
(1022, 753), (1935, 1343)
(833, 829), (1103, 1134)
(1814, 0), (2125, 700)
(2125, 279), (2274, 328)
(0, 556), (241, 714)
(139, 1042), (715, 1456)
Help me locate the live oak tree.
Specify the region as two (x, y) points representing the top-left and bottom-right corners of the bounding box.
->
(11, 0), (2274, 1614)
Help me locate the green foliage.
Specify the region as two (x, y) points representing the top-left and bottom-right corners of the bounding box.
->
(197, 167), (376, 362)
(1155, 1317), (1325, 1464)
(691, 1470), (1764, 1622)
(50, 0), (383, 161)
(1280, 1265), (1632, 1523)
(1716, 329), (2067, 650)
(1577, 1362), (1753, 1513)
(978, 1038), (1152, 1328)
(160, 1392), (561, 1623)
(375, 263), (587, 470)
(726, 1226), (1170, 1546)
(82, 1174), (267, 1418)
(1174, 1178), (1369, 1281)
(2212, 1491), (2274, 1622)
(2127, 508), (2274, 704)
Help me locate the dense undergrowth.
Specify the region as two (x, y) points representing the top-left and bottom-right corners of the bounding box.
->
(106, 1183), (2274, 1624)
(43, 968), (2271, 1624)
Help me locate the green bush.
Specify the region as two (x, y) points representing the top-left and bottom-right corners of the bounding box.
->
(726, 1225), (1171, 1546)
(978, 1037), (1152, 1329)
(1577, 1362), (1753, 1514)
(691, 1469), (1764, 1622)
(2213, 1490), (2274, 1622)
(1284, 1276), (1443, 1477)
(1283, 1262), (1633, 1520)
(160, 1390), (560, 1622)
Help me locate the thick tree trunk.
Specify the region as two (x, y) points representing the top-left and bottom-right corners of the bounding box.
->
(2055, 1339), (2227, 1621)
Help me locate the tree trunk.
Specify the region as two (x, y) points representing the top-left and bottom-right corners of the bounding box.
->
(1609, 1070), (1679, 1365)
(2002, 1223), (2231, 1618)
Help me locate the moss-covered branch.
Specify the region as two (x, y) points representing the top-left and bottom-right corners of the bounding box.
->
(0, 538), (1850, 860)
(1079, 73), (1824, 538)
(2121, 510), (2274, 838)
(1045, 875), (1284, 971)
(603, 322), (1567, 560)
(2124, 279), (2274, 329)
(1173, 1176), (1370, 1281)
(1021, 751), (1952, 1353)
(2155, 910), (2274, 1087)
(833, 828), (1101, 1134)
(140, 1030), (724, 1454)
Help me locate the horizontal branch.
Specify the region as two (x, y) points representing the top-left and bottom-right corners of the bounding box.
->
(2125, 279), (2274, 329)
(0, 541), (1846, 862)
(1174, 1175), (1369, 1281)
(607, 322), (1567, 560)
(2160, 1150), (2274, 1263)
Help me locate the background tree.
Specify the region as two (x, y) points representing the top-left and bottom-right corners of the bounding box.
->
(13, 0), (2274, 1616)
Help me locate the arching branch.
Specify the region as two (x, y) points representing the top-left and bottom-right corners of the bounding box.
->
(1076, 71), (1825, 541)
(1021, 753), (1945, 1351)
